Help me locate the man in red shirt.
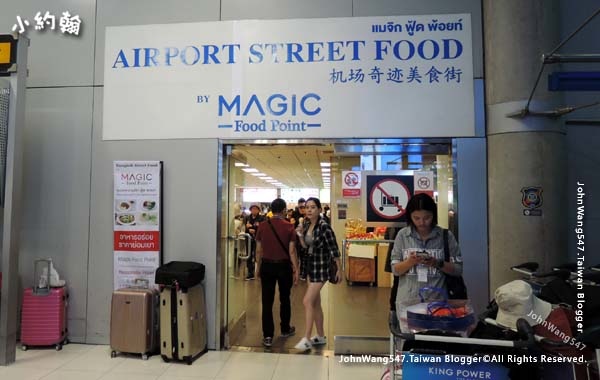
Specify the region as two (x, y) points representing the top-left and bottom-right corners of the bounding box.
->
(256, 198), (300, 347)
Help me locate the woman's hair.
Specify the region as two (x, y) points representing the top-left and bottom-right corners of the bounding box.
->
(405, 193), (438, 228)
(305, 197), (322, 210)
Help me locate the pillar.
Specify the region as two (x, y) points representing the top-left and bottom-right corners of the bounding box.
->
(484, 0), (567, 294)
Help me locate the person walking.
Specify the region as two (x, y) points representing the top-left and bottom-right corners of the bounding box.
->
(255, 198), (300, 347)
(244, 204), (264, 280)
(294, 197), (341, 351)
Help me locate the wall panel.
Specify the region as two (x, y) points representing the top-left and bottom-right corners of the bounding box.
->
(20, 87), (94, 342)
(0, 0), (95, 87)
(87, 88), (219, 348)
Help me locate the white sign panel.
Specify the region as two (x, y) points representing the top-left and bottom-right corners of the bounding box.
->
(342, 170), (361, 198)
(103, 15), (474, 140)
(414, 171), (434, 192)
(113, 161), (162, 290)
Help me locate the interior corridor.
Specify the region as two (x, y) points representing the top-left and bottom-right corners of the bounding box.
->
(228, 258), (391, 352)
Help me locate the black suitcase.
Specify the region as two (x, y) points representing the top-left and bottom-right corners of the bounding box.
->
(155, 261), (205, 288)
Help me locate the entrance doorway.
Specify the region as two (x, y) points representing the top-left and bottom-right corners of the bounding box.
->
(219, 139), (456, 353)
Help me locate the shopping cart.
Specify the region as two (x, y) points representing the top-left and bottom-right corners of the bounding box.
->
(384, 310), (539, 380)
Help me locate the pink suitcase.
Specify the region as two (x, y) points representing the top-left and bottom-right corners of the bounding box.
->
(20, 259), (68, 351)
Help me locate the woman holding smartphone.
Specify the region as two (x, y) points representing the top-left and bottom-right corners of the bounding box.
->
(390, 193), (463, 316)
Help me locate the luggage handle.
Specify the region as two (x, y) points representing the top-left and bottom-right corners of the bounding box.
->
(33, 258), (52, 295)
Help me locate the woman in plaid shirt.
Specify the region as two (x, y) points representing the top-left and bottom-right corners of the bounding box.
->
(294, 197), (341, 350)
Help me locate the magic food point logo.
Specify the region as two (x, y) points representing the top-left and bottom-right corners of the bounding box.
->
(121, 172), (153, 186)
(217, 93), (322, 133)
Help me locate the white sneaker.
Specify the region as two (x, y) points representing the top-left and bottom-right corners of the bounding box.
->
(311, 335), (327, 345)
(294, 337), (312, 351)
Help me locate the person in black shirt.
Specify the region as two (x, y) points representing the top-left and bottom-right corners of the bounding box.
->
(244, 205), (265, 280)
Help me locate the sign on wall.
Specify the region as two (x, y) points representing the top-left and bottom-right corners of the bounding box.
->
(362, 172), (414, 226)
(342, 170), (361, 198)
(414, 171), (434, 197)
(103, 15), (474, 140)
(113, 161), (162, 290)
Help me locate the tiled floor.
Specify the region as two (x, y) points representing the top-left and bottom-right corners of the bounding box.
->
(0, 344), (386, 380)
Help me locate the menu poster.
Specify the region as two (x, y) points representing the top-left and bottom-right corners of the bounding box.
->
(113, 161), (162, 290)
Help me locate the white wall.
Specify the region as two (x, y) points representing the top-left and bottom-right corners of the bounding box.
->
(1, 0), (486, 348)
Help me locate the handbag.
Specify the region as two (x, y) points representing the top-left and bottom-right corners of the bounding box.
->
(328, 255), (339, 284)
(443, 229), (468, 299)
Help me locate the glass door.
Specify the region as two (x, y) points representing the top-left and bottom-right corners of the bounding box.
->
(221, 146), (254, 348)
(327, 140), (455, 354)
(219, 140), (456, 353)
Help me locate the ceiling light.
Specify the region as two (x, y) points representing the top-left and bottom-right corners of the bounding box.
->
(259, 176), (272, 180)
(234, 162), (249, 167)
(251, 172), (267, 176)
(321, 168), (331, 173)
(266, 179), (278, 183)
(320, 162), (331, 167)
(242, 168), (259, 173)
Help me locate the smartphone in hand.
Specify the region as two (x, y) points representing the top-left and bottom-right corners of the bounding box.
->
(415, 251), (430, 260)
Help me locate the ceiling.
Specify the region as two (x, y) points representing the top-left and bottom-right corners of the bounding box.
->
(231, 144), (334, 188)
(229, 140), (452, 189)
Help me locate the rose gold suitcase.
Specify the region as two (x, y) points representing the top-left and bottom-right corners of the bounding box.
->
(110, 284), (159, 360)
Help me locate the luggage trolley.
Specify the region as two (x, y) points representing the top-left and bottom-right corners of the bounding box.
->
(386, 305), (599, 379)
(385, 311), (538, 380)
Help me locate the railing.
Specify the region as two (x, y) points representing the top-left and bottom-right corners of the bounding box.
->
(236, 233), (252, 259)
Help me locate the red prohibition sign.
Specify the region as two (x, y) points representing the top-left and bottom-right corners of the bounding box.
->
(344, 172), (359, 187)
(369, 179), (411, 219)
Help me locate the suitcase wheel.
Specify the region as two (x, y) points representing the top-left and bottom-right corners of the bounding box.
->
(186, 357), (193, 365)
(142, 354), (149, 361)
(21, 345), (27, 351)
(111, 351), (117, 358)
(161, 354), (171, 363)
(55, 344), (62, 351)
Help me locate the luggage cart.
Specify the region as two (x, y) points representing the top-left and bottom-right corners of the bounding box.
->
(386, 310), (598, 380)
(511, 261), (600, 329)
(385, 311), (536, 380)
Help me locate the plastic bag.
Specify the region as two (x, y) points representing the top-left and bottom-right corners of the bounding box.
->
(39, 260), (66, 288)
(398, 287), (475, 337)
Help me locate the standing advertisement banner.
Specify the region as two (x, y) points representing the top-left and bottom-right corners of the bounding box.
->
(113, 161), (162, 290)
